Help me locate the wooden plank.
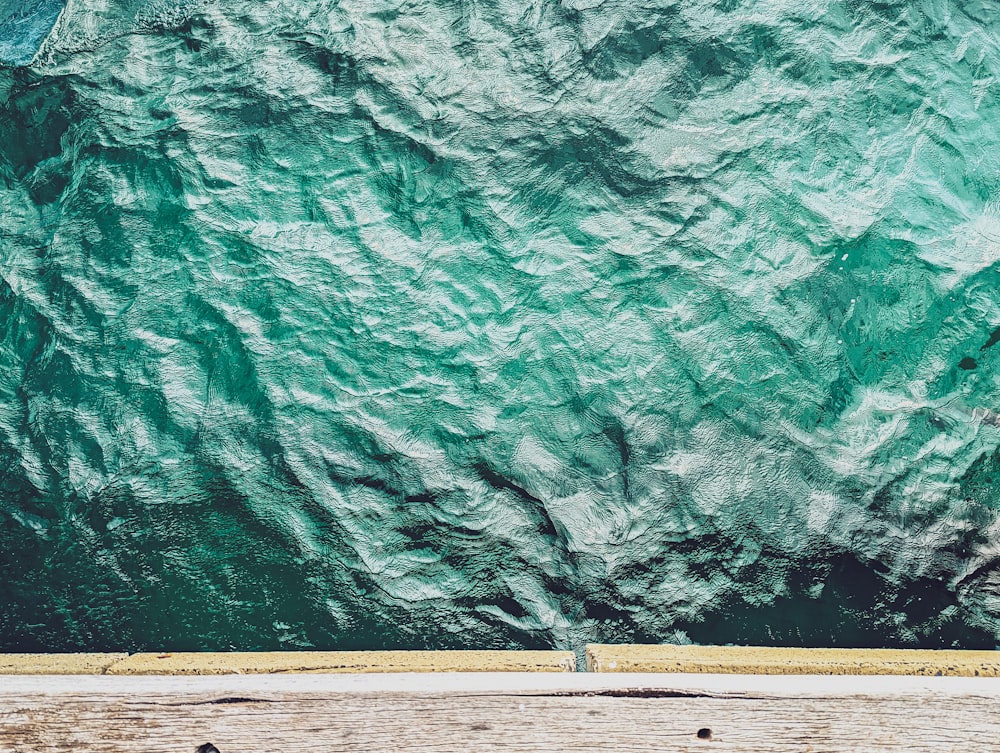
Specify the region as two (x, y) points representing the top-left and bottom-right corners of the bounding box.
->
(587, 644), (1000, 676)
(0, 673), (998, 752)
(105, 650), (576, 674)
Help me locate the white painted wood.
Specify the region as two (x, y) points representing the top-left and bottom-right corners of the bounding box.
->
(1, 673), (998, 752)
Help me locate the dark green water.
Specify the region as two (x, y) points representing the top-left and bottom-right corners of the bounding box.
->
(2, 0), (1000, 652)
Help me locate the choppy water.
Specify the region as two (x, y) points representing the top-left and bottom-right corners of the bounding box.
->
(0, 0), (65, 66)
(2, 0), (1000, 652)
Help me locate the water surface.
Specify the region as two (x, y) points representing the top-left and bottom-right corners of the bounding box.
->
(1, 0), (999, 651)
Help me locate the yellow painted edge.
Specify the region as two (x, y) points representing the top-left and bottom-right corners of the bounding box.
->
(105, 651), (577, 675)
(11, 646), (998, 676)
(586, 644), (1000, 676)
(0, 653), (129, 675)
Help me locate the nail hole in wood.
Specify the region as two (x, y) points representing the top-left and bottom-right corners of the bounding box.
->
(196, 744), (221, 753)
(696, 728), (713, 740)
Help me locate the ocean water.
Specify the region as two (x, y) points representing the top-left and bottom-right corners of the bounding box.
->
(0, 0), (65, 66)
(1, 0), (1000, 652)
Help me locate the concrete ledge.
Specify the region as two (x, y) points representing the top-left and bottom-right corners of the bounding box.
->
(586, 644), (1000, 676)
(7, 646), (999, 676)
(0, 653), (128, 674)
(104, 650), (576, 674)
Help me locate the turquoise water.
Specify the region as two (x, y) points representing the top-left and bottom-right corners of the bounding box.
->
(0, 0), (65, 66)
(2, 0), (1000, 652)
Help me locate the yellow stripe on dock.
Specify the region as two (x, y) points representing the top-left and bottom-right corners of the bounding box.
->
(586, 644), (1000, 676)
(0, 654), (128, 674)
(107, 650), (576, 674)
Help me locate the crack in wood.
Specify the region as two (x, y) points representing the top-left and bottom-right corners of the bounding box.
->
(523, 689), (751, 699)
(199, 697), (271, 705)
(133, 697), (276, 707)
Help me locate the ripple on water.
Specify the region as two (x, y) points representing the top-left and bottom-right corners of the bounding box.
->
(1, 0), (1000, 652)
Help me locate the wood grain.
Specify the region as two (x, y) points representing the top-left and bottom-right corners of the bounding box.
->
(1, 673), (997, 753)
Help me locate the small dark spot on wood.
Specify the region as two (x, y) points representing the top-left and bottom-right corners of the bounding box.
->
(587, 709), (602, 716)
(697, 728), (713, 741)
(470, 723), (491, 731)
(196, 744), (220, 753)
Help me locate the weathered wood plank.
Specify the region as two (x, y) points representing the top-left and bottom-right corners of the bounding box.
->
(587, 644), (1000, 676)
(1, 673), (997, 752)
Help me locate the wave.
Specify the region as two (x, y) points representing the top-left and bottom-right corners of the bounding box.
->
(0, 0), (66, 65)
